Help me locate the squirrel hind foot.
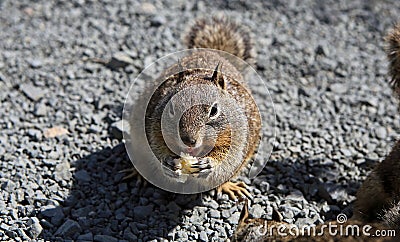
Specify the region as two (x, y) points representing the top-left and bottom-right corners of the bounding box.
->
(217, 181), (252, 201)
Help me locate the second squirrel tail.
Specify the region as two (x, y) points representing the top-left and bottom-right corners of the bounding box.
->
(184, 16), (256, 65)
(386, 23), (400, 98)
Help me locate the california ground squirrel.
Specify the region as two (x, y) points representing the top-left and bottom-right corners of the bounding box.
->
(353, 23), (400, 223)
(138, 16), (261, 199)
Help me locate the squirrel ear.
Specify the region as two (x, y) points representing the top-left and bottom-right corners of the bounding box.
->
(211, 62), (226, 89)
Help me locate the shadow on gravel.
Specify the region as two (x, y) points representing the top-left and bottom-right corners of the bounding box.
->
(39, 143), (203, 241)
(257, 158), (364, 220)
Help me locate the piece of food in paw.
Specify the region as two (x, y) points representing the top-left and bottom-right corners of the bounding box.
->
(171, 153), (198, 183)
(179, 153), (198, 174)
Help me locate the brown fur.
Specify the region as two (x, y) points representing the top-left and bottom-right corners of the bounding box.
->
(145, 18), (261, 193)
(385, 23), (400, 98)
(354, 140), (400, 222)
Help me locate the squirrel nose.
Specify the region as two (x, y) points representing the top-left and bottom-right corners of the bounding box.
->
(181, 135), (197, 147)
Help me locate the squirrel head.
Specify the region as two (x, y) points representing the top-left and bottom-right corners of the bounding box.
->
(158, 63), (232, 157)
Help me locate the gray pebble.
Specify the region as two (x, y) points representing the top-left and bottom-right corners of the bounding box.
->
(41, 206), (65, 226)
(28, 59), (43, 68)
(375, 126), (387, 140)
(151, 16), (166, 27)
(329, 83), (348, 94)
(209, 210), (220, 219)
(199, 230), (208, 241)
(110, 120), (123, 139)
(94, 234), (118, 242)
(54, 162), (72, 182)
(107, 52), (135, 69)
(77, 232), (93, 241)
(74, 170), (91, 183)
(134, 205), (154, 221)
(54, 219), (82, 238)
(34, 102), (48, 116)
(20, 83), (46, 101)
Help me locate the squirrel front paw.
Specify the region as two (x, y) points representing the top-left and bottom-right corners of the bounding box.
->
(192, 157), (214, 177)
(164, 156), (182, 171)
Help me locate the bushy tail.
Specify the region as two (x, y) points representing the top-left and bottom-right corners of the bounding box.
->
(184, 16), (256, 65)
(386, 23), (400, 97)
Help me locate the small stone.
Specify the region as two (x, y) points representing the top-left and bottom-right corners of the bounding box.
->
(315, 45), (326, 56)
(329, 83), (348, 94)
(28, 59), (43, 68)
(340, 149), (352, 157)
(94, 234), (118, 242)
(27, 129), (42, 140)
(1, 180), (16, 192)
(375, 126), (387, 140)
(41, 206), (65, 226)
(221, 209), (231, 219)
(151, 16), (166, 27)
(286, 189), (304, 201)
(166, 201), (180, 213)
(362, 97), (378, 107)
(209, 210), (220, 219)
(250, 204), (265, 218)
(288, 146), (301, 153)
(54, 162), (72, 182)
(77, 232), (93, 241)
(110, 120), (123, 139)
(107, 53), (135, 69)
(199, 231), (208, 241)
(20, 83), (46, 101)
(54, 219), (82, 238)
(26, 217), (43, 239)
(134, 205), (153, 220)
(140, 2), (156, 14)
(207, 200), (219, 210)
(74, 170), (91, 183)
(123, 229), (137, 241)
(34, 102), (48, 116)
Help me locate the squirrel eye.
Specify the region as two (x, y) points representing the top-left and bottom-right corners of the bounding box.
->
(209, 102), (219, 119)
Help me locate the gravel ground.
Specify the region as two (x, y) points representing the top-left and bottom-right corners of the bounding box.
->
(1, 0), (400, 241)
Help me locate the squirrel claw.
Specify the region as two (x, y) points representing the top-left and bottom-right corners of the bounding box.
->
(217, 181), (252, 201)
